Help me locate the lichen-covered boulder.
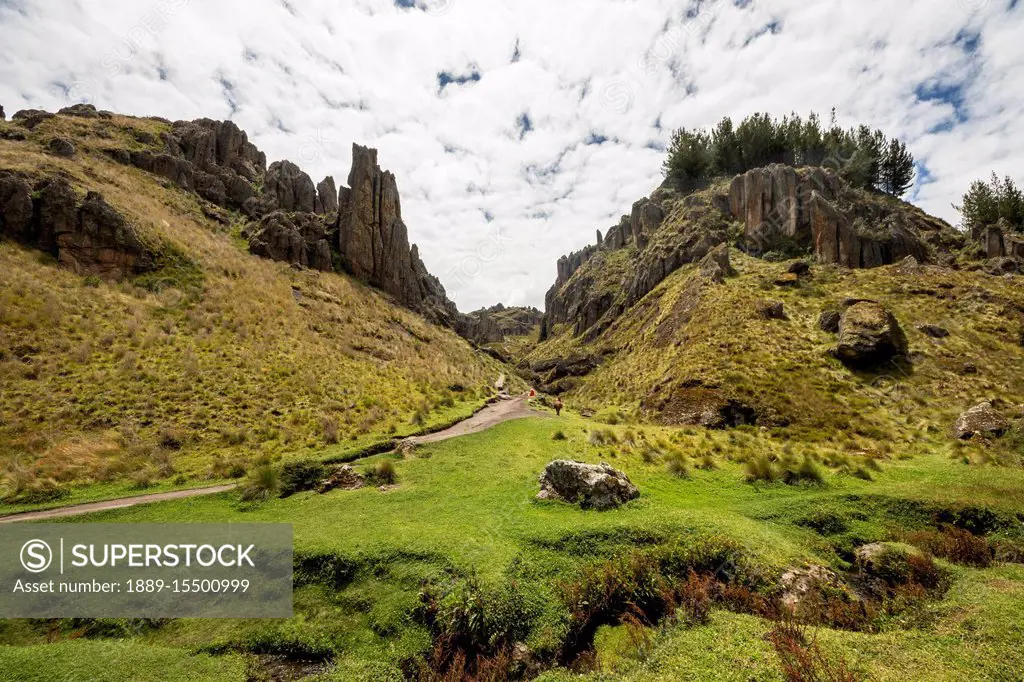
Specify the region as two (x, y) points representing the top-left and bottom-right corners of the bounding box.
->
(833, 301), (907, 365)
(954, 402), (1009, 440)
(537, 460), (639, 510)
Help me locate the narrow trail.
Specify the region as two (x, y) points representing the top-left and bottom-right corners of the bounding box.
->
(0, 394), (544, 523)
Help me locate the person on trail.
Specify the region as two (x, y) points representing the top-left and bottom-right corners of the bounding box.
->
(554, 398), (563, 416)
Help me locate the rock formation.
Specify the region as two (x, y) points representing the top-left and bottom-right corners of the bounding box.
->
(536, 460), (639, 510)
(264, 161), (317, 214)
(0, 172), (156, 278)
(728, 165), (942, 267)
(832, 302), (908, 365)
(954, 402), (1010, 440)
(456, 304), (543, 345)
(247, 212), (333, 272)
(542, 164), (964, 341)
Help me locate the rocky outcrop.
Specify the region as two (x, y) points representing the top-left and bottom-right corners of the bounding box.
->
(954, 402), (1010, 440)
(335, 144), (458, 326)
(980, 222), (1024, 263)
(264, 161), (317, 214)
(641, 382), (759, 428)
(832, 302), (908, 366)
(728, 165), (943, 268)
(537, 460), (639, 509)
(542, 164), (964, 344)
(316, 176), (338, 215)
(0, 172), (156, 278)
(247, 212), (333, 272)
(456, 304), (542, 345)
(11, 109), (54, 129)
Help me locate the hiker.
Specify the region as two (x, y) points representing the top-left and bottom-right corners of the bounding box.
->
(554, 398), (563, 416)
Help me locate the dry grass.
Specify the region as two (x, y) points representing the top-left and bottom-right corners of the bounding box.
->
(0, 115), (512, 495)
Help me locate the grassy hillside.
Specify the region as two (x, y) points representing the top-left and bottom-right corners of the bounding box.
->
(529, 251), (1024, 455)
(0, 114), (512, 509)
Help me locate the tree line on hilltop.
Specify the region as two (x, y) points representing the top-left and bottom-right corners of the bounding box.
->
(663, 109), (915, 197)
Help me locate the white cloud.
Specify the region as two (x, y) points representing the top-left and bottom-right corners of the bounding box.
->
(1, 0), (1021, 310)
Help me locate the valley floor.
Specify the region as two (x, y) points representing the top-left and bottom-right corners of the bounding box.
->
(1, 411), (1022, 681)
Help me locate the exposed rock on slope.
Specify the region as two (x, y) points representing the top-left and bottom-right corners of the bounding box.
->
(0, 172), (156, 278)
(832, 301), (908, 366)
(543, 165), (965, 341)
(954, 402), (1009, 440)
(246, 212), (334, 272)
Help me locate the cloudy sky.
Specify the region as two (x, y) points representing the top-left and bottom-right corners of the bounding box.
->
(1, 0), (1022, 311)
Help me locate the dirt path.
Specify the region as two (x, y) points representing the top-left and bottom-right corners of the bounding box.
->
(0, 485), (238, 524)
(408, 394), (543, 444)
(0, 394), (544, 523)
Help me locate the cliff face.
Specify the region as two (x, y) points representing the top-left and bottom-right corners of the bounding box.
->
(456, 304), (543, 345)
(544, 165), (971, 341)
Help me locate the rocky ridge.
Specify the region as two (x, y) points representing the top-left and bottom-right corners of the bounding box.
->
(543, 165), (977, 341)
(1, 104), (469, 329)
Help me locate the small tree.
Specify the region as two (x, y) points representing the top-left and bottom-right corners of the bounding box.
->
(880, 138), (915, 197)
(955, 172), (1024, 235)
(663, 128), (713, 185)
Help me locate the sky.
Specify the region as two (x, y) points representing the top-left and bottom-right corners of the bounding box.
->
(1, 0), (1022, 311)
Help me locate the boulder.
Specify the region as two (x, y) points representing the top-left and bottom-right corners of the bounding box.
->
(12, 109), (54, 129)
(248, 212), (333, 272)
(317, 465), (364, 493)
(916, 324), (949, 339)
(537, 460), (639, 510)
(833, 302), (907, 365)
(47, 137), (76, 158)
(818, 310), (841, 333)
(58, 103), (99, 118)
(780, 565), (851, 613)
(756, 299), (787, 320)
(698, 243), (735, 284)
(954, 402), (1009, 440)
(774, 272), (800, 286)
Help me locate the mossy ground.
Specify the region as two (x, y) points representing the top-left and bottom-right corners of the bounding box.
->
(0, 414), (1021, 679)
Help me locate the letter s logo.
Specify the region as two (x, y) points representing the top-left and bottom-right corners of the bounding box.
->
(20, 540), (52, 573)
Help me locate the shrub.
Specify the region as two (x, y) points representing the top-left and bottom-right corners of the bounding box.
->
(364, 460), (397, 486)
(745, 454), (779, 483)
(665, 452), (691, 479)
(678, 570), (713, 625)
(783, 457), (825, 486)
(279, 459), (328, 497)
(906, 527), (994, 568)
(551, 430), (567, 441)
(131, 467), (155, 489)
(696, 453), (718, 470)
(322, 416), (340, 445)
(220, 427), (248, 446)
(766, 619), (863, 682)
(240, 465), (280, 502)
(157, 428), (184, 450)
